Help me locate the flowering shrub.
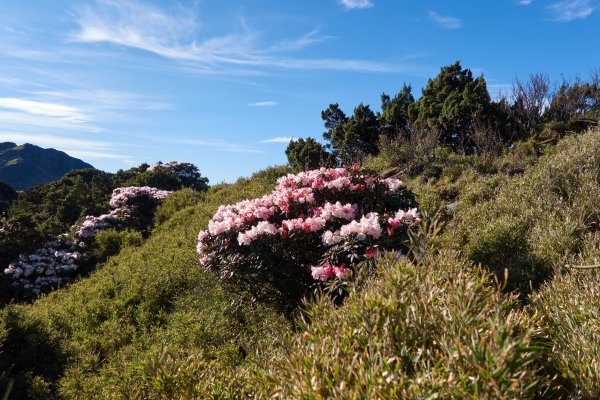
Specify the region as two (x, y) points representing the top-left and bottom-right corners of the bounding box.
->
(147, 161), (209, 191)
(197, 165), (418, 310)
(3, 186), (171, 297)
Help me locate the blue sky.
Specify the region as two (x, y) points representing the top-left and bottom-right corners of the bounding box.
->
(0, 0), (598, 183)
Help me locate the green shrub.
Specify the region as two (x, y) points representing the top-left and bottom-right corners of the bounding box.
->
(531, 268), (600, 398)
(449, 129), (600, 295)
(496, 140), (544, 175)
(90, 229), (144, 264)
(153, 188), (204, 226)
(464, 216), (547, 294)
(252, 252), (550, 399)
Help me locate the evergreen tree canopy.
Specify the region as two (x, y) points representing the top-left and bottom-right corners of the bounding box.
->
(285, 138), (333, 171)
(408, 61), (492, 149)
(380, 84), (415, 139)
(322, 103), (380, 164)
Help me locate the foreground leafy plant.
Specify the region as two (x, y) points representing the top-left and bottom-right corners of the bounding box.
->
(254, 251), (553, 399)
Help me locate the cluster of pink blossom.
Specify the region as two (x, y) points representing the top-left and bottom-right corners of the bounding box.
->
(237, 221), (279, 246)
(197, 166), (419, 285)
(147, 161), (208, 190)
(4, 186), (172, 296)
(73, 187), (170, 241)
(73, 209), (123, 240)
(109, 186), (171, 209)
(387, 208), (420, 235)
(310, 261), (351, 281)
(3, 238), (83, 294)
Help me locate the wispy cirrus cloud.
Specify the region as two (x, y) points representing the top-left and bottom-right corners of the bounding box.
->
(36, 89), (173, 111)
(249, 101), (277, 107)
(260, 136), (295, 143)
(0, 98), (89, 123)
(518, 0), (533, 5)
(0, 97), (100, 132)
(0, 89), (172, 132)
(548, 0), (594, 21)
(176, 138), (264, 153)
(428, 12), (463, 29)
(339, 0), (374, 10)
(70, 0), (401, 73)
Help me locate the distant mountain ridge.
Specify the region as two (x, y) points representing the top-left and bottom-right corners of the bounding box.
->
(0, 142), (94, 190)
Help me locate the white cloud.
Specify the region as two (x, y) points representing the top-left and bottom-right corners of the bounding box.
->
(36, 89), (173, 111)
(0, 111), (99, 132)
(428, 12), (463, 29)
(249, 101), (277, 107)
(70, 0), (401, 73)
(339, 0), (374, 10)
(265, 29), (334, 52)
(66, 150), (129, 160)
(518, 0), (533, 5)
(260, 137), (295, 143)
(0, 98), (89, 123)
(176, 139), (264, 153)
(548, 0), (593, 21)
(0, 132), (113, 150)
(0, 86), (173, 133)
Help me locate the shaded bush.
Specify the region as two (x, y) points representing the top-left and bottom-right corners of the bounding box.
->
(0, 181), (16, 215)
(0, 306), (64, 398)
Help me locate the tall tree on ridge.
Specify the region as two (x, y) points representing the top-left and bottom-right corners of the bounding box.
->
(380, 83), (415, 139)
(408, 61), (492, 151)
(322, 103), (380, 164)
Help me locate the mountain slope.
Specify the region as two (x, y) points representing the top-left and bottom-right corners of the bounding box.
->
(0, 142), (94, 190)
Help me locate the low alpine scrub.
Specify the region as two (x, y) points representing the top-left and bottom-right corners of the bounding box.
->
(448, 129), (600, 295)
(250, 251), (553, 399)
(531, 267), (600, 398)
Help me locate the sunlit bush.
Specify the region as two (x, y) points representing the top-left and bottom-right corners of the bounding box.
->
(197, 165), (418, 310)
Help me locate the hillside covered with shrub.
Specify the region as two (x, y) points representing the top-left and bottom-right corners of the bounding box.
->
(0, 126), (599, 398)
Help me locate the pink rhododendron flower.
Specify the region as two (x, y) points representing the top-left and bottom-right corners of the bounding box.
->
(237, 221), (278, 246)
(5, 185), (172, 295)
(311, 262), (351, 281)
(340, 212), (382, 240)
(365, 248), (379, 258)
(197, 165), (419, 286)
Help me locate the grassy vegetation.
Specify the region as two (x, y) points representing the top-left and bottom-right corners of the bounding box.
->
(0, 166), (291, 398)
(253, 252), (549, 399)
(447, 131), (600, 295)
(1, 128), (600, 398)
(531, 270), (600, 398)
